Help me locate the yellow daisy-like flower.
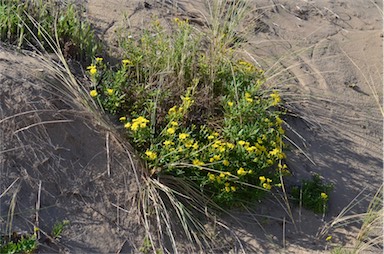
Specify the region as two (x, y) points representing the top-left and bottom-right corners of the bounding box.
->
(119, 116), (126, 121)
(270, 90), (281, 106)
(259, 176), (266, 183)
(222, 160), (230, 166)
(267, 178), (272, 183)
(192, 142), (199, 150)
(107, 89), (114, 95)
(209, 157), (215, 163)
(248, 170), (253, 174)
(87, 65), (97, 75)
(167, 127), (176, 135)
(145, 150), (157, 160)
(90, 90), (98, 97)
(168, 106), (177, 115)
(231, 186), (237, 192)
(213, 155), (221, 161)
(269, 148), (280, 157)
(225, 186), (231, 192)
(207, 135), (214, 140)
(95, 57), (103, 62)
(263, 183), (272, 190)
(122, 59), (133, 65)
(246, 97), (253, 103)
(208, 173), (215, 181)
(170, 121), (178, 126)
(326, 235), (332, 241)
(226, 142), (235, 149)
(227, 101), (234, 107)
(192, 159), (204, 166)
(179, 133), (189, 140)
(219, 172), (226, 178)
(321, 192), (328, 200)
(124, 122), (131, 129)
(237, 167), (247, 176)
(163, 140), (174, 146)
(238, 140), (246, 146)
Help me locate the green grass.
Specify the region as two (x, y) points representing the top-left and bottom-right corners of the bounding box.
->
(0, 0), (99, 61)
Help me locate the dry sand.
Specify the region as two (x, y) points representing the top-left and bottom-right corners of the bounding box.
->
(0, 0), (382, 253)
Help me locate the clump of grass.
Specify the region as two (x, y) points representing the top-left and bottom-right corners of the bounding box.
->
(87, 17), (287, 208)
(291, 174), (333, 214)
(0, 0), (99, 61)
(0, 232), (37, 254)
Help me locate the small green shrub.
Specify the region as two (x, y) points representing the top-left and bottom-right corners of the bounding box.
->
(0, 0), (99, 61)
(0, 232), (37, 254)
(291, 174), (333, 214)
(51, 220), (69, 239)
(88, 19), (288, 207)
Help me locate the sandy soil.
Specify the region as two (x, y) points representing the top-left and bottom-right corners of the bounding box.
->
(1, 0), (382, 253)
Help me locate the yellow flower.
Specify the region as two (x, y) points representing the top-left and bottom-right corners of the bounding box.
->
(168, 106), (177, 115)
(226, 142), (235, 149)
(87, 65), (97, 75)
(263, 183), (272, 190)
(321, 192), (328, 200)
(207, 135), (214, 140)
(90, 90), (98, 97)
(213, 132), (219, 137)
(213, 155), (221, 161)
(208, 173), (215, 181)
(326, 235), (332, 241)
(192, 142), (199, 150)
(192, 159), (204, 166)
(107, 89), (114, 95)
(119, 116), (126, 121)
(122, 59), (133, 65)
(163, 140), (174, 146)
(179, 133), (189, 140)
(259, 176), (266, 183)
(167, 127), (176, 135)
(231, 186), (237, 192)
(227, 101), (234, 107)
(131, 116), (149, 130)
(245, 92), (251, 98)
(238, 140), (246, 146)
(276, 116), (283, 125)
(270, 90), (281, 106)
(219, 172), (226, 178)
(124, 122), (131, 129)
(209, 157), (215, 163)
(225, 186), (231, 192)
(237, 167), (247, 176)
(184, 140), (194, 148)
(222, 160), (230, 166)
(267, 178), (272, 183)
(248, 170), (253, 174)
(96, 57), (103, 62)
(131, 122), (140, 131)
(145, 150), (157, 160)
(246, 97), (253, 103)
(170, 121), (178, 126)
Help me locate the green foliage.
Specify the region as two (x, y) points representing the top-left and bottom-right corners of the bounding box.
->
(88, 19), (288, 208)
(0, 0), (99, 61)
(291, 174), (333, 214)
(0, 233), (37, 254)
(51, 220), (69, 239)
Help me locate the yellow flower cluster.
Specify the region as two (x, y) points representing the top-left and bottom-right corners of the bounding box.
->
(124, 116), (149, 131)
(270, 90), (281, 106)
(321, 192), (328, 200)
(224, 182), (237, 193)
(259, 176), (273, 190)
(237, 167), (252, 176)
(245, 92), (253, 103)
(87, 64), (97, 75)
(237, 60), (256, 73)
(122, 59), (133, 66)
(145, 150), (157, 160)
